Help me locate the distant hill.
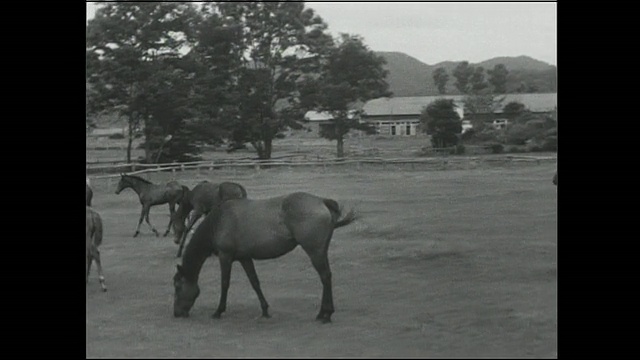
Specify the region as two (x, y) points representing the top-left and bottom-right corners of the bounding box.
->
(376, 52), (557, 97)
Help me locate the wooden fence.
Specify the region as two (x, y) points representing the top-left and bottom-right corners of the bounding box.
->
(86, 154), (557, 180)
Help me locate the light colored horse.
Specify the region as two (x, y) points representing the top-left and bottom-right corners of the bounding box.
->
(86, 207), (106, 292)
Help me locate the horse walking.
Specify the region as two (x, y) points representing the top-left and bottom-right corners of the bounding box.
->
(86, 207), (107, 292)
(115, 174), (187, 237)
(172, 181), (247, 258)
(173, 192), (356, 323)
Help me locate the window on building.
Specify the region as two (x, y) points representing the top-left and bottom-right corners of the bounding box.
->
(406, 125), (411, 135)
(391, 125), (396, 135)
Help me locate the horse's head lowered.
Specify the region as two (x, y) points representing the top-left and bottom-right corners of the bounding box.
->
(173, 265), (200, 318)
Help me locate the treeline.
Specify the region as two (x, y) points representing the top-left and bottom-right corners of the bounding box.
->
(86, 2), (390, 162)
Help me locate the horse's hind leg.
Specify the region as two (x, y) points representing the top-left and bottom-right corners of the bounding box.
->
(86, 253), (93, 285)
(164, 202), (175, 237)
(240, 259), (270, 318)
(311, 255), (334, 323)
(134, 206), (146, 237)
(212, 255), (233, 319)
(143, 205), (160, 237)
(91, 247), (107, 292)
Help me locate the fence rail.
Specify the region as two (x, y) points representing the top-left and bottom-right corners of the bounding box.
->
(86, 154), (557, 180)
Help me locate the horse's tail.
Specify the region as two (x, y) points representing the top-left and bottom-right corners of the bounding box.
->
(91, 211), (103, 248)
(323, 199), (357, 229)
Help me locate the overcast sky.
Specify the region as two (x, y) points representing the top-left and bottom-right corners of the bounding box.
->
(86, 1), (556, 66)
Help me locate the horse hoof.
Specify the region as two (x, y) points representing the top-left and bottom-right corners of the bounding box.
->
(102, 288), (107, 292)
(211, 313), (222, 319)
(133, 232), (139, 238)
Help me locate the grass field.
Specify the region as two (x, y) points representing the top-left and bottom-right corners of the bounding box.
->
(86, 163), (557, 358)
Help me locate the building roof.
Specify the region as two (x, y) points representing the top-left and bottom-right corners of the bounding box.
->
(303, 110), (358, 122)
(362, 93), (557, 117)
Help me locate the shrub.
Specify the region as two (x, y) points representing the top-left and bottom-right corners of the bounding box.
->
(486, 143), (503, 154)
(542, 136), (557, 151)
(506, 123), (539, 145)
(507, 145), (525, 153)
(108, 133), (125, 139)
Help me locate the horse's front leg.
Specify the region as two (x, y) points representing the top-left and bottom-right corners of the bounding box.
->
(176, 212), (202, 258)
(164, 202), (175, 237)
(212, 255), (233, 319)
(240, 259), (270, 318)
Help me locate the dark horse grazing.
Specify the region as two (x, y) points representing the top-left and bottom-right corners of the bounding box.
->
(86, 181), (93, 207)
(115, 174), (187, 237)
(553, 171), (558, 186)
(172, 181), (247, 258)
(173, 192), (356, 323)
(86, 207), (107, 292)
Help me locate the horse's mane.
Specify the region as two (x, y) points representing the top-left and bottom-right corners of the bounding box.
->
(124, 174), (152, 184)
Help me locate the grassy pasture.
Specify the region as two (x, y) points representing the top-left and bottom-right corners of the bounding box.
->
(86, 163), (557, 358)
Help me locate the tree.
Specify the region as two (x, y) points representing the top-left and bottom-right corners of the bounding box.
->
(463, 94), (505, 128)
(452, 61), (474, 94)
(487, 64), (509, 94)
(470, 66), (489, 93)
(502, 101), (528, 122)
(217, 1), (334, 159)
(432, 67), (449, 95)
(303, 34), (390, 158)
(420, 99), (462, 148)
(86, 2), (199, 163)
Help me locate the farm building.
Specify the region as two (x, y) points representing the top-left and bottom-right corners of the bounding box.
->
(303, 110), (360, 135)
(361, 93), (557, 136)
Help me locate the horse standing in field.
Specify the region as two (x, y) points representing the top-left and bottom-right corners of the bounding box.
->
(86, 207), (107, 292)
(172, 181), (247, 258)
(115, 174), (187, 237)
(173, 192), (356, 323)
(86, 181), (93, 207)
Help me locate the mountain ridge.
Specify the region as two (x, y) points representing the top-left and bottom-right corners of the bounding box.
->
(376, 52), (557, 97)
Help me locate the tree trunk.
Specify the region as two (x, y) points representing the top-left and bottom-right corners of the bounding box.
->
(253, 136), (273, 160)
(127, 120), (133, 163)
(336, 137), (345, 158)
(263, 137), (272, 159)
